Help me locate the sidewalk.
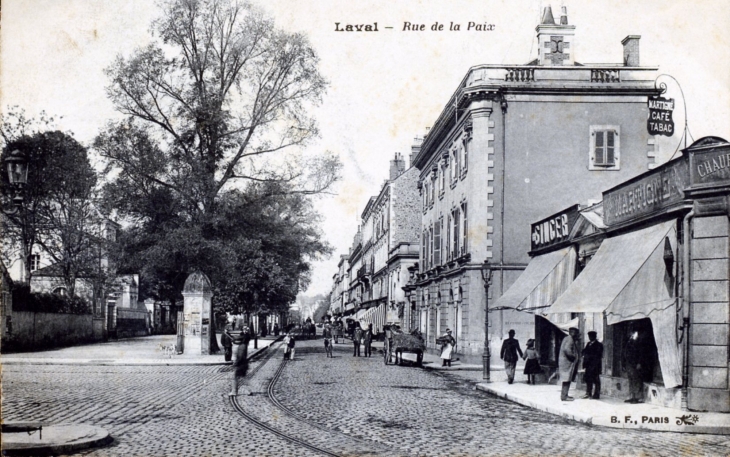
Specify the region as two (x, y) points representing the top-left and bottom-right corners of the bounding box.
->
(1, 334), (280, 366)
(392, 344), (729, 435)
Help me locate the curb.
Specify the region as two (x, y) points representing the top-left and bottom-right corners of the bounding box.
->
(0, 337), (283, 367)
(475, 383), (730, 435)
(1, 422), (112, 456)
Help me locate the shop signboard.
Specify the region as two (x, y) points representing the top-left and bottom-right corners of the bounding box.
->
(530, 204), (580, 253)
(647, 96), (675, 137)
(603, 158), (689, 226)
(689, 143), (730, 188)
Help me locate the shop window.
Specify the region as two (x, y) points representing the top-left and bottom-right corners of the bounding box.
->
(589, 125), (620, 170)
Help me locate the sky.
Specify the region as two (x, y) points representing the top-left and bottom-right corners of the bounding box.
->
(2, 0), (729, 297)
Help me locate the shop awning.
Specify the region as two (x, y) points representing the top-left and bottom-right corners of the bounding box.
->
(490, 246), (577, 312)
(548, 220), (676, 317)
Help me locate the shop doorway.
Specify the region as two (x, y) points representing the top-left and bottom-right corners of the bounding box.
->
(610, 318), (662, 384)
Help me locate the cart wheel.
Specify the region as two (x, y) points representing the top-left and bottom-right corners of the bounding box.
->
(416, 351), (424, 367)
(383, 339), (390, 365)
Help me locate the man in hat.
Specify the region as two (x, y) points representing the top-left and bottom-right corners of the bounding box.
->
(500, 329), (523, 384)
(558, 327), (580, 401)
(623, 324), (646, 403)
(582, 330), (603, 399)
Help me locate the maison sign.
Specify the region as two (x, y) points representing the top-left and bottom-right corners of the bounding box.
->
(603, 158), (689, 226)
(647, 96), (675, 137)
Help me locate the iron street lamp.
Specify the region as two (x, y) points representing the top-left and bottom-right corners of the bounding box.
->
(481, 259), (493, 381)
(3, 149), (28, 211)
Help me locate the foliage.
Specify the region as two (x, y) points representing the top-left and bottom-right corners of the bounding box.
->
(1, 123), (109, 298)
(97, 0), (340, 316)
(12, 284), (91, 315)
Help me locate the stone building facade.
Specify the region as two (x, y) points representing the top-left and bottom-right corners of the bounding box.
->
(335, 153), (420, 331)
(408, 6), (663, 356)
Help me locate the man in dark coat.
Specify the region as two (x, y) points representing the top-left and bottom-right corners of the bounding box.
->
(582, 330), (603, 399)
(500, 329), (523, 384)
(221, 325), (233, 362)
(363, 324), (373, 357)
(353, 325), (363, 357)
(623, 325), (645, 403)
(558, 327), (580, 401)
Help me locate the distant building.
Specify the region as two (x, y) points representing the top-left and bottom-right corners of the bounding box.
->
(335, 153), (420, 333)
(407, 6), (663, 356)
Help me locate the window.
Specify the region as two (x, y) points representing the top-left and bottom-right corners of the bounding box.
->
(461, 142), (468, 175)
(460, 202), (468, 255)
(446, 214), (452, 261)
(450, 149), (457, 183)
(428, 224), (434, 268)
(29, 254), (41, 272)
(422, 230), (427, 271)
(434, 217), (442, 266)
(438, 167), (445, 196)
(452, 208), (460, 259)
(590, 125), (620, 170)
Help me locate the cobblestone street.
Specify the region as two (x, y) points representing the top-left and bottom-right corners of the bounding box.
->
(3, 339), (730, 456)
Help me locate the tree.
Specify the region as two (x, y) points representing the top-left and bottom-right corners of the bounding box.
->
(1, 129), (107, 300)
(97, 0), (339, 221)
(95, 0), (340, 328)
(0, 109), (57, 285)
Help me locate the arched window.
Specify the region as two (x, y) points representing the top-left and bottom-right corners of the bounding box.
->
(53, 287), (68, 297)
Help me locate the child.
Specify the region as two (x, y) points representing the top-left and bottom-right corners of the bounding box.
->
(522, 339), (541, 385)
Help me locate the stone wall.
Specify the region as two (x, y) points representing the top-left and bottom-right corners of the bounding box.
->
(3, 311), (99, 352)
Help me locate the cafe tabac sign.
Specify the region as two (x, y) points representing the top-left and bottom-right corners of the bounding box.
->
(647, 96), (675, 137)
(604, 158), (690, 226)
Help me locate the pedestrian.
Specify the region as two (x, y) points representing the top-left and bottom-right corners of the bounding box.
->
(273, 323), (280, 336)
(353, 324), (362, 357)
(229, 326), (251, 396)
(558, 327), (580, 401)
(334, 320), (341, 344)
(323, 323), (333, 357)
(440, 329), (456, 367)
(623, 325), (645, 404)
(221, 325), (233, 362)
(500, 329), (523, 384)
(522, 339), (541, 384)
(363, 323), (373, 357)
(582, 330), (604, 399)
(283, 333), (291, 359)
(287, 333), (296, 360)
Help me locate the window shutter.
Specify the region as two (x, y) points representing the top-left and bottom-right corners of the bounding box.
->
(434, 218), (441, 265)
(446, 215), (452, 261)
(461, 203), (468, 255)
(606, 130), (615, 165)
(594, 131), (605, 165)
(453, 210), (460, 258)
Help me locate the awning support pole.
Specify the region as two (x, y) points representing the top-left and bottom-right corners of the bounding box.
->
(681, 210), (694, 411)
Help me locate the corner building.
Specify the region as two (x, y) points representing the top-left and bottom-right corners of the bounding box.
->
(409, 6), (663, 356)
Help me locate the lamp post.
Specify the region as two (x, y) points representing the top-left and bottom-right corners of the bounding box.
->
(481, 260), (493, 381)
(3, 148), (28, 212)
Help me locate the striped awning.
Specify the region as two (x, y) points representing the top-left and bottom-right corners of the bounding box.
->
(490, 246), (576, 313)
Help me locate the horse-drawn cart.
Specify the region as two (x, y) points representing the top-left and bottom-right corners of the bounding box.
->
(383, 325), (425, 366)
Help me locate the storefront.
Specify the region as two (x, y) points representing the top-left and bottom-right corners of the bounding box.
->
(547, 136), (730, 412)
(490, 203), (605, 378)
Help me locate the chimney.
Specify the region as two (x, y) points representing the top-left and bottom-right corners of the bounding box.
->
(389, 152), (406, 180)
(535, 5), (575, 66)
(541, 5), (555, 25)
(622, 35), (641, 66)
(410, 135), (423, 166)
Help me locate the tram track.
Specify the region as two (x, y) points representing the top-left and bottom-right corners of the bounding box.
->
(229, 341), (405, 457)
